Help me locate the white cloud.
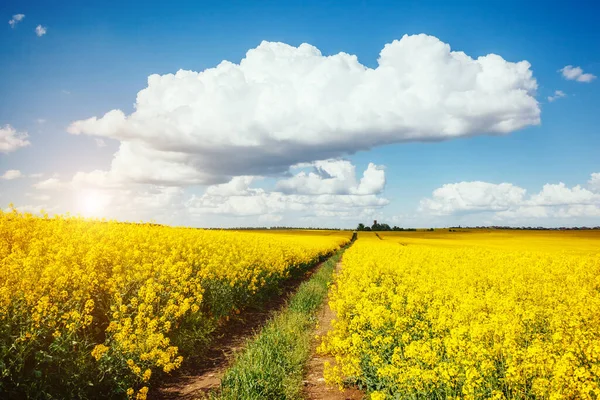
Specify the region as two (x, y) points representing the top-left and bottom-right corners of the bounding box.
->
(71, 169), (125, 189)
(590, 173), (600, 192)
(205, 176), (258, 196)
(29, 173), (44, 178)
(560, 65), (596, 83)
(0, 125), (30, 153)
(553, 204), (600, 218)
(528, 183), (598, 206)
(494, 206), (550, 220)
(419, 181), (526, 215)
(1, 170), (22, 180)
(33, 178), (64, 190)
(276, 160), (385, 195)
(8, 14), (25, 28)
(35, 25), (47, 37)
(95, 138), (107, 147)
(187, 189), (388, 219)
(37, 119), (46, 124)
(72, 143), (212, 186)
(25, 160), (388, 224)
(547, 90), (566, 102)
(356, 163), (386, 195)
(187, 163), (389, 219)
(68, 34), (540, 186)
(420, 173), (600, 223)
(35, 173), (120, 192)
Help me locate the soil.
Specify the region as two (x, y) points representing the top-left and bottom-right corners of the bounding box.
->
(303, 260), (364, 400)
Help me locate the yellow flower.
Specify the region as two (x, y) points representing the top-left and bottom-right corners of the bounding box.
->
(371, 391), (387, 400)
(91, 344), (109, 361)
(142, 369), (152, 382)
(136, 386), (149, 400)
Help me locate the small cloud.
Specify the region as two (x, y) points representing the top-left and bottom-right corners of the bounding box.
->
(560, 65), (596, 83)
(36, 118), (46, 124)
(29, 173), (44, 178)
(95, 138), (107, 147)
(0, 124), (30, 153)
(8, 14), (25, 28)
(547, 90), (566, 102)
(1, 170), (22, 180)
(33, 177), (64, 190)
(35, 25), (47, 37)
(61, 89), (71, 95)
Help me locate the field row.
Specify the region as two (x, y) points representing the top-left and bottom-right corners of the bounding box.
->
(320, 231), (600, 399)
(0, 210), (351, 399)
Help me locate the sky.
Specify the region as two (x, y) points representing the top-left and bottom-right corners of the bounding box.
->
(1, 0), (599, 228)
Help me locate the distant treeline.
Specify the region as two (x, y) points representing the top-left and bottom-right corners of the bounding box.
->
(356, 221), (418, 232)
(450, 226), (600, 230)
(206, 226), (345, 231)
(198, 224), (600, 232)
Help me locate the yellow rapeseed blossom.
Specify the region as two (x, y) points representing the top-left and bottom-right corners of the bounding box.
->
(136, 386), (149, 400)
(370, 391), (387, 400)
(0, 208), (350, 397)
(320, 230), (600, 399)
(91, 344), (109, 360)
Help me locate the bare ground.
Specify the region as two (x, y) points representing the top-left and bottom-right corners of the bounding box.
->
(152, 260), (326, 400)
(303, 260), (364, 400)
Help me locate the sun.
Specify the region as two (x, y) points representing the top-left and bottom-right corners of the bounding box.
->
(76, 189), (108, 217)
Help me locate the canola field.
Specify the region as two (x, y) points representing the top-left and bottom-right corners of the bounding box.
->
(321, 230), (600, 400)
(0, 209), (351, 399)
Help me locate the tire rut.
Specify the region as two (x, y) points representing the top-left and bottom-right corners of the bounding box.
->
(303, 258), (364, 400)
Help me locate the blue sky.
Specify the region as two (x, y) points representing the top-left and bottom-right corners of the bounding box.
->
(1, 0), (599, 228)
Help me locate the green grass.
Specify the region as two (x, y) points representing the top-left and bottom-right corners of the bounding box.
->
(214, 248), (345, 400)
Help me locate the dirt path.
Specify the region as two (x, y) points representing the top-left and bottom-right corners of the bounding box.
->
(153, 260), (328, 400)
(303, 259), (364, 400)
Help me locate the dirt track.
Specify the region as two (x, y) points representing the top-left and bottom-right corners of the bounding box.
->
(303, 259), (364, 400)
(153, 260), (328, 399)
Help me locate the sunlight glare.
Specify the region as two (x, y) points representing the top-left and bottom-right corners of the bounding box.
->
(76, 189), (109, 217)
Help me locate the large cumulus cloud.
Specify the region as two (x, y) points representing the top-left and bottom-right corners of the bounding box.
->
(68, 34), (540, 186)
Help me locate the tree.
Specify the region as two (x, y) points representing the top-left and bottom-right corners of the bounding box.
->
(357, 223), (365, 231)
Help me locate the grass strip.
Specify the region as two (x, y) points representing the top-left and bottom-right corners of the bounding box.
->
(213, 247), (346, 400)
